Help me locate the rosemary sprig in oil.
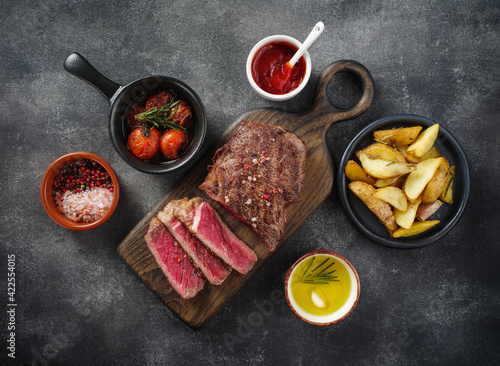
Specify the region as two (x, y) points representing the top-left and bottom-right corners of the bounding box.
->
(298, 257), (339, 285)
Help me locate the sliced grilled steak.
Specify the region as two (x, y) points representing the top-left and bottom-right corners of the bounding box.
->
(199, 121), (307, 251)
(144, 217), (205, 299)
(173, 197), (257, 275)
(158, 201), (230, 285)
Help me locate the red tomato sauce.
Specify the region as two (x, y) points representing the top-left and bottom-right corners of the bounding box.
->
(251, 41), (306, 95)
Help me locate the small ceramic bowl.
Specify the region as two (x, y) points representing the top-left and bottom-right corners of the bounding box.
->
(246, 35), (312, 101)
(41, 152), (120, 230)
(285, 250), (360, 326)
(337, 114), (470, 248)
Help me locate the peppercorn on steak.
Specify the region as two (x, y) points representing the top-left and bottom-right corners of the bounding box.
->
(199, 121), (307, 251)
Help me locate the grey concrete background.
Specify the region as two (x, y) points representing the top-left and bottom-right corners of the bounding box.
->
(1, 1), (499, 365)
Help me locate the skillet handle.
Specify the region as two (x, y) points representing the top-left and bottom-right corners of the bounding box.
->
(310, 60), (374, 129)
(64, 52), (122, 102)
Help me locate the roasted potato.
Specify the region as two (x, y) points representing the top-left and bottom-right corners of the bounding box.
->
(356, 150), (416, 179)
(397, 145), (408, 155)
(422, 157), (450, 204)
(404, 146), (440, 164)
(392, 220), (440, 238)
(348, 181), (397, 234)
(406, 124), (439, 158)
(394, 197), (422, 229)
(440, 166), (455, 204)
(373, 126), (422, 146)
(403, 157), (443, 201)
(363, 142), (406, 163)
(373, 187), (408, 212)
(345, 160), (376, 184)
(374, 176), (402, 188)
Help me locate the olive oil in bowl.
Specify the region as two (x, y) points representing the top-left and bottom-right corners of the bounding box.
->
(285, 251), (360, 325)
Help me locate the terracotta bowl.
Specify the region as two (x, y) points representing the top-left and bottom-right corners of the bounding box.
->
(41, 152), (120, 230)
(284, 250), (360, 326)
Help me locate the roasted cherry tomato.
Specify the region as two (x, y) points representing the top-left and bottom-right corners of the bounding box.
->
(127, 127), (161, 160)
(124, 104), (146, 129)
(170, 100), (193, 128)
(160, 129), (188, 160)
(145, 90), (176, 110)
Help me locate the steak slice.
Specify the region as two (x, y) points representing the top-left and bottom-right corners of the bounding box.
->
(144, 217), (205, 299)
(199, 121), (307, 251)
(158, 201), (230, 285)
(174, 197), (257, 275)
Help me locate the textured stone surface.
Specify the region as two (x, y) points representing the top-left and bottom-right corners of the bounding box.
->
(1, 1), (499, 365)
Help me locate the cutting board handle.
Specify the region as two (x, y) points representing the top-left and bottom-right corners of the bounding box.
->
(308, 60), (374, 131)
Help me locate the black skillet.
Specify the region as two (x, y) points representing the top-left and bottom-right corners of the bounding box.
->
(63, 52), (207, 174)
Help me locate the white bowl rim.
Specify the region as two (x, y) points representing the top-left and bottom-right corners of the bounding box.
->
(246, 35), (312, 101)
(285, 251), (360, 325)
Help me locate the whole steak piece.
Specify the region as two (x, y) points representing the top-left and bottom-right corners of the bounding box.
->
(199, 121), (307, 251)
(144, 217), (205, 299)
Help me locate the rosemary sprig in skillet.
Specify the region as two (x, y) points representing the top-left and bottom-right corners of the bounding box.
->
(135, 100), (186, 135)
(298, 257), (339, 285)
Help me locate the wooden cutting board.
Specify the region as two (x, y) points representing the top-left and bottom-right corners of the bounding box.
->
(117, 60), (374, 329)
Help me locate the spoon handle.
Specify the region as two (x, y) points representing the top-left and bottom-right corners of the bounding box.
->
(289, 21), (325, 67)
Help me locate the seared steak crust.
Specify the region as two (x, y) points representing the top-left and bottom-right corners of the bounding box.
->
(199, 121), (307, 251)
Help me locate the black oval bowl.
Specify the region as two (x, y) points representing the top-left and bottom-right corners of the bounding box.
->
(336, 114), (470, 249)
(109, 76), (207, 174)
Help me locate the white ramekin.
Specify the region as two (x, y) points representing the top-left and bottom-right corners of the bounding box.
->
(246, 35), (312, 101)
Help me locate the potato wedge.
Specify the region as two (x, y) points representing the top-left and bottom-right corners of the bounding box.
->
(356, 150), (417, 179)
(373, 126), (422, 146)
(375, 176), (405, 188)
(416, 200), (443, 221)
(394, 197), (421, 229)
(422, 157), (450, 204)
(373, 187), (408, 211)
(406, 123), (440, 158)
(392, 220), (440, 238)
(397, 145), (408, 155)
(403, 157), (443, 201)
(348, 181), (397, 234)
(375, 177), (399, 188)
(345, 160), (376, 184)
(404, 146), (440, 164)
(440, 166), (455, 204)
(363, 142), (406, 163)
